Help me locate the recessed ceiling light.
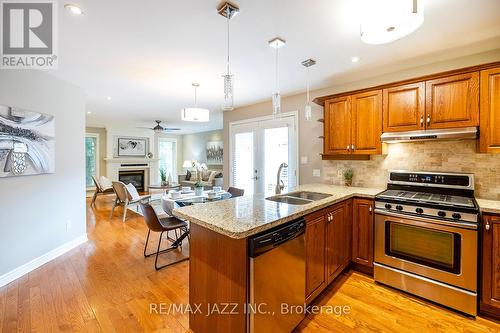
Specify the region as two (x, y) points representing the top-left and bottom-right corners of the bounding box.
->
(351, 57), (359, 63)
(106, 96), (112, 101)
(64, 4), (83, 15)
(86, 111), (92, 114)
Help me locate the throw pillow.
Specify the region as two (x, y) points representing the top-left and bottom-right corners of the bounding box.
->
(99, 176), (113, 190)
(185, 170), (191, 181)
(208, 171), (217, 182)
(125, 183), (140, 200)
(202, 170), (211, 181)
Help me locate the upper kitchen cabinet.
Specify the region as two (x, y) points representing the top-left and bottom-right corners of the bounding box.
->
(324, 96), (351, 155)
(383, 82), (425, 132)
(480, 67), (500, 153)
(425, 72), (479, 129)
(352, 90), (383, 155)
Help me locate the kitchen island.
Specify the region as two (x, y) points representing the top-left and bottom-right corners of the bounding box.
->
(172, 184), (381, 333)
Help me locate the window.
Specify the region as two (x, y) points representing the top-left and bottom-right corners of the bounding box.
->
(85, 133), (99, 188)
(158, 138), (177, 182)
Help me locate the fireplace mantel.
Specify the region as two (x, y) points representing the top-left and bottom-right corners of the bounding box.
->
(105, 157), (160, 189)
(104, 157), (160, 164)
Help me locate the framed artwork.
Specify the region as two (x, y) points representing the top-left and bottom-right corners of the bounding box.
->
(206, 141), (223, 165)
(0, 104), (55, 178)
(117, 137), (148, 157)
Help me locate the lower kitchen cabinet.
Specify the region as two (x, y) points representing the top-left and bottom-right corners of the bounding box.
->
(480, 214), (500, 320)
(352, 198), (374, 272)
(305, 210), (327, 302)
(326, 201), (352, 284)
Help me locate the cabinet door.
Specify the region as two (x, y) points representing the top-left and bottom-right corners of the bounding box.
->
(352, 198), (374, 268)
(480, 67), (500, 153)
(326, 203), (350, 283)
(383, 82), (425, 132)
(305, 210), (326, 301)
(324, 96), (351, 155)
(480, 214), (500, 318)
(425, 72), (479, 129)
(352, 90), (383, 154)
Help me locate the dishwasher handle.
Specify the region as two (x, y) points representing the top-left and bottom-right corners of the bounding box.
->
(248, 218), (306, 257)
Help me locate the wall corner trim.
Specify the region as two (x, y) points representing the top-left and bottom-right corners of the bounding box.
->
(0, 234), (88, 288)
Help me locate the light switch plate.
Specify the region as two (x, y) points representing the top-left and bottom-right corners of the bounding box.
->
(313, 169), (321, 177)
(300, 156), (308, 164)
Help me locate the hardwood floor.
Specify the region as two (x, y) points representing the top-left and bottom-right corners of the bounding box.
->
(0, 195), (499, 332)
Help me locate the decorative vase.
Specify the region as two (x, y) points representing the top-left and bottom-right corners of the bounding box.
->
(195, 186), (204, 196)
(344, 178), (352, 187)
(161, 181), (167, 186)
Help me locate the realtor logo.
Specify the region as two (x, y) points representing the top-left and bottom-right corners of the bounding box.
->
(1, 0), (58, 68)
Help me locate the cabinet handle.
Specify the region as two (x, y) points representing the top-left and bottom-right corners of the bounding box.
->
(485, 222), (490, 231)
(420, 116), (424, 127)
(427, 115), (431, 124)
(346, 145), (350, 152)
(351, 144), (355, 151)
(369, 206), (372, 213)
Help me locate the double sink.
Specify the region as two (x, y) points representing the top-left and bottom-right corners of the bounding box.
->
(266, 191), (332, 205)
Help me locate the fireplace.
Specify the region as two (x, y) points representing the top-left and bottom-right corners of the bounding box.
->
(119, 170), (145, 191)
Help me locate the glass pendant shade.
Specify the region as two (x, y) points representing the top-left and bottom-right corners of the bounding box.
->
(360, 0), (424, 45)
(222, 73), (234, 111)
(305, 103), (312, 121)
(272, 92), (281, 116)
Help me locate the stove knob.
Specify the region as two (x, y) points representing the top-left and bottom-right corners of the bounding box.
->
(385, 203), (392, 210)
(438, 211), (446, 217)
(452, 213), (461, 220)
(396, 205), (403, 211)
(416, 208), (424, 214)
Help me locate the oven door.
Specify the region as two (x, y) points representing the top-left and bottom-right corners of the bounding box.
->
(374, 212), (477, 292)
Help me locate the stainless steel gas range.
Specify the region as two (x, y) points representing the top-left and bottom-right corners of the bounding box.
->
(374, 170), (479, 316)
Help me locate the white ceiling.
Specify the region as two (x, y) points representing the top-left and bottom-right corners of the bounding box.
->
(52, 0), (500, 133)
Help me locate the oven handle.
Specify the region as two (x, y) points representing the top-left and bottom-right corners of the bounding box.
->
(374, 209), (478, 230)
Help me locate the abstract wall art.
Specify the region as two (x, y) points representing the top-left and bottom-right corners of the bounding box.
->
(206, 140), (223, 165)
(117, 137), (147, 157)
(0, 104), (55, 178)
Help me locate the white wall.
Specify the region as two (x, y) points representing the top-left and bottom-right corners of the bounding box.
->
(182, 130), (223, 171)
(0, 70), (86, 281)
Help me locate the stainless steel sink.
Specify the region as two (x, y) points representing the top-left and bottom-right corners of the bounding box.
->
(286, 191), (332, 201)
(266, 191), (332, 205)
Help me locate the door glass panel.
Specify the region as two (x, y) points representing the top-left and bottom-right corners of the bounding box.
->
(263, 127), (289, 196)
(158, 139), (176, 181)
(85, 136), (97, 188)
(233, 132), (254, 195)
(385, 222), (461, 274)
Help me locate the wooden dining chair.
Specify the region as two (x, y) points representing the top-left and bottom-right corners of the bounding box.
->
(227, 187), (245, 197)
(110, 181), (151, 222)
(91, 176), (114, 206)
(140, 203), (189, 270)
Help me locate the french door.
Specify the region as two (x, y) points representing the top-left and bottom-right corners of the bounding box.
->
(229, 113), (298, 196)
(85, 133), (99, 188)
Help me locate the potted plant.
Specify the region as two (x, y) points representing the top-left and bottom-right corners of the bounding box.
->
(194, 180), (204, 196)
(160, 168), (167, 186)
(343, 168), (354, 187)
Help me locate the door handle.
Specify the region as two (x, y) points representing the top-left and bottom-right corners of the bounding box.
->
(351, 144), (355, 151)
(427, 115), (431, 125)
(485, 221), (491, 231)
(420, 116), (424, 127)
(346, 145), (350, 152)
(369, 206), (372, 214)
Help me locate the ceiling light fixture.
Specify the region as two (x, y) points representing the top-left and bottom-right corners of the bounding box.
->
(301, 59), (316, 121)
(269, 37), (286, 118)
(218, 2), (239, 111)
(106, 96), (112, 101)
(181, 83), (210, 122)
(360, 0), (424, 45)
(64, 4), (83, 15)
(351, 56), (359, 63)
(86, 111), (91, 114)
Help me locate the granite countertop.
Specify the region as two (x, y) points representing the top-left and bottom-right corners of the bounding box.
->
(172, 184), (383, 239)
(476, 198), (500, 214)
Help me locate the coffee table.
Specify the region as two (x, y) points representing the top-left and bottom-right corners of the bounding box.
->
(148, 183), (181, 194)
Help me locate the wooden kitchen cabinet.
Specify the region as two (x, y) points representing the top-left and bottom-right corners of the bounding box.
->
(352, 90), (383, 154)
(383, 82), (425, 132)
(305, 209), (327, 302)
(325, 200), (352, 284)
(352, 198), (374, 272)
(480, 214), (500, 320)
(479, 67), (500, 153)
(425, 72), (479, 129)
(324, 96), (352, 155)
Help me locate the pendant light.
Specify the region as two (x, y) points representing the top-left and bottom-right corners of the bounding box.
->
(360, 0), (424, 45)
(301, 58), (316, 121)
(218, 2), (239, 111)
(181, 83), (210, 122)
(269, 37), (286, 117)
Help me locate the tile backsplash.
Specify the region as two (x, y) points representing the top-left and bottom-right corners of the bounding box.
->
(323, 140), (500, 200)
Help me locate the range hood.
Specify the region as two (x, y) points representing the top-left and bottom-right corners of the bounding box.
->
(381, 127), (478, 143)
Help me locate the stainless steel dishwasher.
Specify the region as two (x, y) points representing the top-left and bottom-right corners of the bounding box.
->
(248, 218), (306, 333)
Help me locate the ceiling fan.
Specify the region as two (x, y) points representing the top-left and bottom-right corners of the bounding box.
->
(140, 120), (181, 133)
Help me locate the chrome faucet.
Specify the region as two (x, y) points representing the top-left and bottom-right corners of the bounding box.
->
(275, 163), (288, 194)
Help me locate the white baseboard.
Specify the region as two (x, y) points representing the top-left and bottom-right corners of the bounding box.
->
(0, 234), (88, 288)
